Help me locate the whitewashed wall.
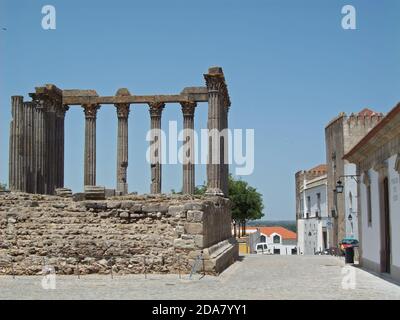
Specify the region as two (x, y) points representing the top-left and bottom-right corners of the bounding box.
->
(344, 163), (359, 240)
(360, 169), (381, 265)
(388, 155), (400, 268)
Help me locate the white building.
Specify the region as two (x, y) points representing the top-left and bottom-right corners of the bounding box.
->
(344, 103), (400, 282)
(296, 166), (329, 255)
(246, 226), (297, 255)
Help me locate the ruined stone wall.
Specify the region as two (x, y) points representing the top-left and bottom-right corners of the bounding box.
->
(0, 193), (237, 276)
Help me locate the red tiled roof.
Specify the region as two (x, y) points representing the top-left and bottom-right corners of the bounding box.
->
(246, 226), (297, 240)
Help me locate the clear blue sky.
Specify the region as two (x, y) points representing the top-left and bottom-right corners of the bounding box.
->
(1, 0), (399, 220)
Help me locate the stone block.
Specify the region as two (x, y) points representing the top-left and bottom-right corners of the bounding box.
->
(84, 186), (106, 200)
(184, 223), (203, 235)
(194, 235), (204, 248)
(142, 203), (168, 213)
(168, 205), (185, 216)
(184, 202), (204, 211)
(120, 201), (135, 210)
(128, 204), (143, 213)
(119, 211), (130, 218)
(107, 202), (121, 209)
(173, 238), (196, 250)
(188, 210), (203, 222)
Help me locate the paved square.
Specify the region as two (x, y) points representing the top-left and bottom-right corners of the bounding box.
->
(1, 255), (399, 299)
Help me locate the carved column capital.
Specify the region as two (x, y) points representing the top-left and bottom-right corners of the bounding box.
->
(180, 101), (196, 117)
(148, 102), (165, 117)
(204, 74), (225, 92)
(115, 103), (130, 118)
(82, 103), (100, 119)
(204, 72), (231, 107)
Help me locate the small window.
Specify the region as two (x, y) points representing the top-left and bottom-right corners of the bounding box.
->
(273, 235), (280, 244)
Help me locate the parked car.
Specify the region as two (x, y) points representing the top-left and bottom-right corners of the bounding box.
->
(339, 238), (359, 255)
(255, 242), (270, 254)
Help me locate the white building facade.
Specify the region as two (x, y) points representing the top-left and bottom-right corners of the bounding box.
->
(297, 172), (330, 255)
(246, 227), (297, 255)
(345, 103), (400, 282)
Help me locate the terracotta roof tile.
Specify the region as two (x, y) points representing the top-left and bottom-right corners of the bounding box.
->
(246, 226), (297, 240)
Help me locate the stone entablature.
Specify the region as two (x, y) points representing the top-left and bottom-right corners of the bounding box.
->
(0, 192), (237, 276)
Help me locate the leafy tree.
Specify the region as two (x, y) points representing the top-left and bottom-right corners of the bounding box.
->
(0, 182), (6, 191)
(194, 184), (207, 195)
(228, 175), (264, 237)
(194, 176), (264, 237)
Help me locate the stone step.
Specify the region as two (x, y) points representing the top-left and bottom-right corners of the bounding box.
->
(84, 186), (106, 200)
(55, 188), (73, 198)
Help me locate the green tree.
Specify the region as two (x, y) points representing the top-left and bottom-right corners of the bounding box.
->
(0, 182), (7, 191)
(194, 184), (207, 195)
(194, 177), (264, 237)
(228, 175), (264, 237)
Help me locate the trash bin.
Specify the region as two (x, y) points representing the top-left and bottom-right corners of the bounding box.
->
(344, 246), (354, 264)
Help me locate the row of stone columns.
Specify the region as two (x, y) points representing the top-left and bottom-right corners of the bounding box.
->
(9, 68), (230, 197)
(9, 86), (66, 195)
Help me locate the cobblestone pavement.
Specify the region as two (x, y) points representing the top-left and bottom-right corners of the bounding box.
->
(1, 255), (400, 299)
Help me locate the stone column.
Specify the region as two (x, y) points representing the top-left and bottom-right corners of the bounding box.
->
(204, 67), (230, 196)
(24, 102), (35, 193)
(56, 105), (68, 188)
(180, 101), (196, 194)
(148, 102), (165, 194)
(45, 101), (56, 194)
(83, 104), (100, 187)
(33, 97), (47, 194)
(115, 103), (130, 195)
(9, 96), (24, 191)
(221, 93), (230, 197)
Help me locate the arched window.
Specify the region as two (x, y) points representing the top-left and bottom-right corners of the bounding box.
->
(273, 235), (280, 244)
(260, 235), (266, 243)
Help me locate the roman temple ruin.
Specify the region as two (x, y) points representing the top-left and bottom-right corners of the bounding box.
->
(1, 67), (238, 275)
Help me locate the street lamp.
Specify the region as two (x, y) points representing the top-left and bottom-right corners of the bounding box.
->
(335, 180), (344, 193)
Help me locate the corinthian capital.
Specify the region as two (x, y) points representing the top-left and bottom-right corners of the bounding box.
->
(148, 101), (165, 117)
(82, 103), (100, 119)
(180, 101), (196, 117)
(115, 103), (130, 118)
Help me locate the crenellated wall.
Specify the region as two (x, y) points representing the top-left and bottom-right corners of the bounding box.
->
(0, 193), (237, 275)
